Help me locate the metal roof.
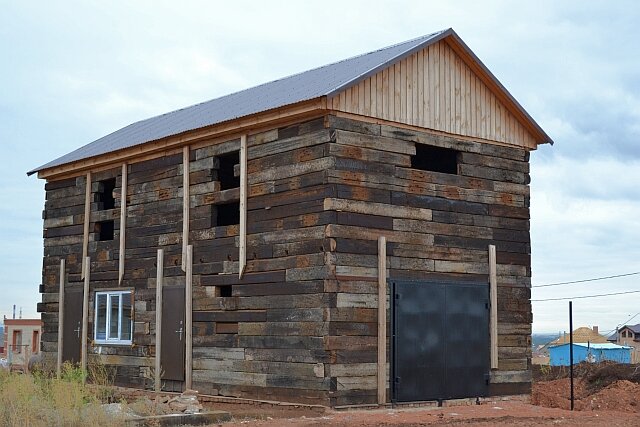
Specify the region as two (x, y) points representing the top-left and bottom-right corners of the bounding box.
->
(29, 28), (553, 176)
(29, 30), (448, 175)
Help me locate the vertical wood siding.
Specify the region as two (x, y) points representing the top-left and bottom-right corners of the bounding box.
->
(330, 40), (537, 149)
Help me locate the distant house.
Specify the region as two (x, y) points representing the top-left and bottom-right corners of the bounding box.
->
(533, 326), (607, 366)
(548, 326), (608, 346)
(2, 319), (42, 371)
(549, 343), (632, 366)
(608, 324), (640, 363)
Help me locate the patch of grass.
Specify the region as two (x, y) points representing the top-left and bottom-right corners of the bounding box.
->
(0, 362), (124, 427)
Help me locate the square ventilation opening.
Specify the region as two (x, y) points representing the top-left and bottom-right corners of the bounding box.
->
(411, 144), (459, 174)
(214, 202), (240, 227)
(218, 285), (233, 297)
(96, 220), (115, 241)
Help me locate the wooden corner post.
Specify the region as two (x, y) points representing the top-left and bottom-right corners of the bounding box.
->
(377, 236), (387, 404)
(489, 244), (498, 369)
(185, 245), (193, 390)
(81, 256), (90, 379)
(182, 146), (190, 272)
(155, 249), (164, 392)
(56, 258), (65, 378)
(239, 134), (247, 279)
(82, 172), (91, 279)
(119, 163), (127, 284)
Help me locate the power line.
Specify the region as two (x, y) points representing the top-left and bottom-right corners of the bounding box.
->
(622, 312), (640, 326)
(608, 312), (640, 332)
(532, 289), (640, 302)
(532, 271), (640, 288)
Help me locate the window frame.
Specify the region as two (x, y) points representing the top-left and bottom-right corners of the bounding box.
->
(93, 290), (134, 345)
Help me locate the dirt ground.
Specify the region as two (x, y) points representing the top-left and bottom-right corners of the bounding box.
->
(203, 362), (640, 426)
(214, 401), (640, 426)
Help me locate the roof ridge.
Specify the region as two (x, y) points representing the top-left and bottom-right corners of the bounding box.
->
(324, 29), (451, 97)
(121, 30), (449, 126)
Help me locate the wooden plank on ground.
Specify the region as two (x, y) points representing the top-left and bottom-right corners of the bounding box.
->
(81, 256), (90, 379)
(377, 236), (387, 404)
(185, 245), (193, 389)
(489, 244), (498, 369)
(155, 248), (163, 392)
(56, 259), (65, 378)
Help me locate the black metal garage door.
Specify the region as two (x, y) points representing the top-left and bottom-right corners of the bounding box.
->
(392, 280), (490, 402)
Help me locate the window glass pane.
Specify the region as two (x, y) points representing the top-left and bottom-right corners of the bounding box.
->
(96, 294), (107, 340)
(121, 292), (132, 341)
(109, 294), (120, 339)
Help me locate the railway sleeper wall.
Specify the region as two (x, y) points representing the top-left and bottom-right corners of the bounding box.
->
(323, 115), (532, 406)
(39, 114), (532, 406)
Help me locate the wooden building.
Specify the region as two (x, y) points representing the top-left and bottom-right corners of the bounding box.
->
(30, 29), (552, 406)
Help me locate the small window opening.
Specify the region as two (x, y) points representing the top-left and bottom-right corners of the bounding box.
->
(214, 202), (240, 227)
(215, 322), (238, 334)
(12, 330), (23, 353)
(97, 178), (116, 210)
(217, 151), (240, 190)
(96, 220), (115, 241)
(411, 144), (459, 174)
(32, 330), (39, 353)
(219, 285), (233, 297)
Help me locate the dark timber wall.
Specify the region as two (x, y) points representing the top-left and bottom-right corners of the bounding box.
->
(39, 114), (532, 406)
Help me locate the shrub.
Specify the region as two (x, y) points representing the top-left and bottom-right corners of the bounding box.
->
(0, 363), (124, 427)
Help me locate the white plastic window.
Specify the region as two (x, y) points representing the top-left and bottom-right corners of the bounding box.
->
(94, 291), (133, 345)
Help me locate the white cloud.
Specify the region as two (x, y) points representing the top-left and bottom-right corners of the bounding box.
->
(530, 154), (640, 332)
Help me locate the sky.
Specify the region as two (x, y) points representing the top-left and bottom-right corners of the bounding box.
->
(0, 1), (638, 334)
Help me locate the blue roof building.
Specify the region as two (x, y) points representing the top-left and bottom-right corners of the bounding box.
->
(549, 343), (632, 366)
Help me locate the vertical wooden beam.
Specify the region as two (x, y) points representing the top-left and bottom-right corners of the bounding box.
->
(489, 244), (498, 369)
(56, 258), (65, 379)
(81, 256), (90, 379)
(155, 249), (163, 393)
(182, 146), (190, 272)
(239, 134), (248, 279)
(185, 244), (193, 390)
(377, 236), (387, 404)
(81, 172), (91, 279)
(119, 163), (127, 285)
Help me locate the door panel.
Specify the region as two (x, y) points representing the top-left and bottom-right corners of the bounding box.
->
(161, 285), (185, 381)
(393, 280), (489, 402)
(62, 287), (83, 364)
(393, 283), (446, 401)
(444, 284), (490, 398)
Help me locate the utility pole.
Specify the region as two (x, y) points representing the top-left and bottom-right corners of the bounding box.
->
(569, 301), (574, 411)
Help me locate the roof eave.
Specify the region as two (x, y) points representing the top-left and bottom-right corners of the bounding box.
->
(32, 98), (329, 180)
